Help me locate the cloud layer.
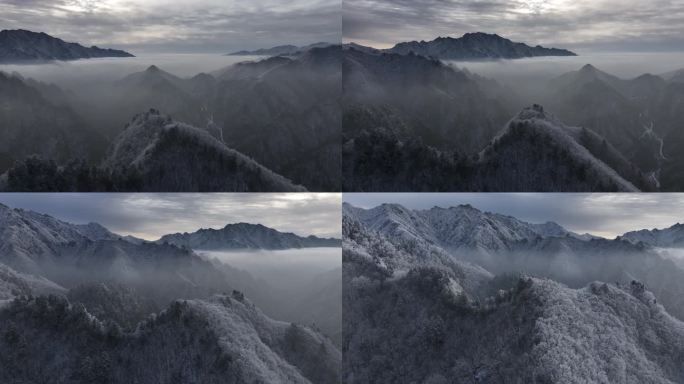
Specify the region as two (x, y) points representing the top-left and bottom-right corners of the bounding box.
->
(344, 193), (684, 238)
(343, 0), (684, 52)
(0, 0), (341, 53)
(0, 193), (342, 240)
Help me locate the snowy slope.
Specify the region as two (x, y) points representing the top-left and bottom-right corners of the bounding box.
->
(344, 203), (684, 383)
(346, 202), (588, 254)
(0, 293), (340, 384)
(0, 203), (120, 271)
(0, 262), (66, 306)
(346, 202), (684, 321)
(477, 105), (641, 192)
(344, 271), (684, 383)
(102, 109), (306, 192)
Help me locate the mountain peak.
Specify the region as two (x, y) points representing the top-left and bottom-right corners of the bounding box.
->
(462, 32), (503, 39)
(580, 63), (598, 73)
(516, 104), (548, 120)
(146, 65), (161, 73)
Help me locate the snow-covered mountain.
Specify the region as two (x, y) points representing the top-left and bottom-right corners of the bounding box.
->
(0, 262), (66, 306)
(620, 223), (684, 247)
(158, 222), (341, 250)
(345, 203), (684, 320)
(387, 32), (577, 60)
(344, 103), (650, 191)
(0, 203), (342, 382)
(475, 105), (647, 191)
(102, 109), (305, 192)
(345, 202), (587, 254)
(0, 293), (340, 383)
(0, 29), (133, 63)
(344, 202), (684, 383)
(0, 202), (255, 304)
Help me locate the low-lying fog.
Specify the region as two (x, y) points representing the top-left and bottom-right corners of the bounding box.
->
(0, 53), (260, 87)
(446, 52), (684, 112)
(200, 247), (341, 289)
(654, 248), (684, 270)
(450, 52), (684, 82)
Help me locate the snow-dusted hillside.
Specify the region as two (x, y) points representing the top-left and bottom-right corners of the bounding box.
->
(344, 202), (684, 383)
(159, 222), (341, 250)
(346, 203), (684, 319)
(0, 204), (342, 382)
(0, 202), (123, 271)
(345, 202), (588, 254)
(0, 263), (66, 306)
(0, 293), (340, 383)
(343, 99), (650, 191)
(103, 109), (306, 192)
(475, 104), (646, 192)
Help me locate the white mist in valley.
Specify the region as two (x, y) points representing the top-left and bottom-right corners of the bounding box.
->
(0, 53), (261, 88)
(654, 247), (684, 270)
(448, 52), (684, 109)
(450, 52), (684, 81)
(200, 247), (341, 290)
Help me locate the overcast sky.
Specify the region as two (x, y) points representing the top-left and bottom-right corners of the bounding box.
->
(343, 0), (684, 52)
(0, 193), (341, 240)
(344, 193), (684, 238)
(0, 0), (341, 53)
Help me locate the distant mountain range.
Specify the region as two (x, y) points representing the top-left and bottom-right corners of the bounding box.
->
(343, 202), (684, 383)
(228, 42), (333, 56)
(0, 29), (133, 63)
(620, 222), (684, 247)
(158, 222), (341, 250)
(347, 32), (576, 60)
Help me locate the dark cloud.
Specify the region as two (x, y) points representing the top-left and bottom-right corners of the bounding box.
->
(343, 0), (684, 52)
(0, 193), (342, 240)
(0, 0), (341, 53)
(344, 193), (684, 238)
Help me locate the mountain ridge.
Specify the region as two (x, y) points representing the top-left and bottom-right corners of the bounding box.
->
(0, 29), (133, 63)
(158, 222), (341, 250)
(386, 32), (577, 60)
(343, 202), (684, 383)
